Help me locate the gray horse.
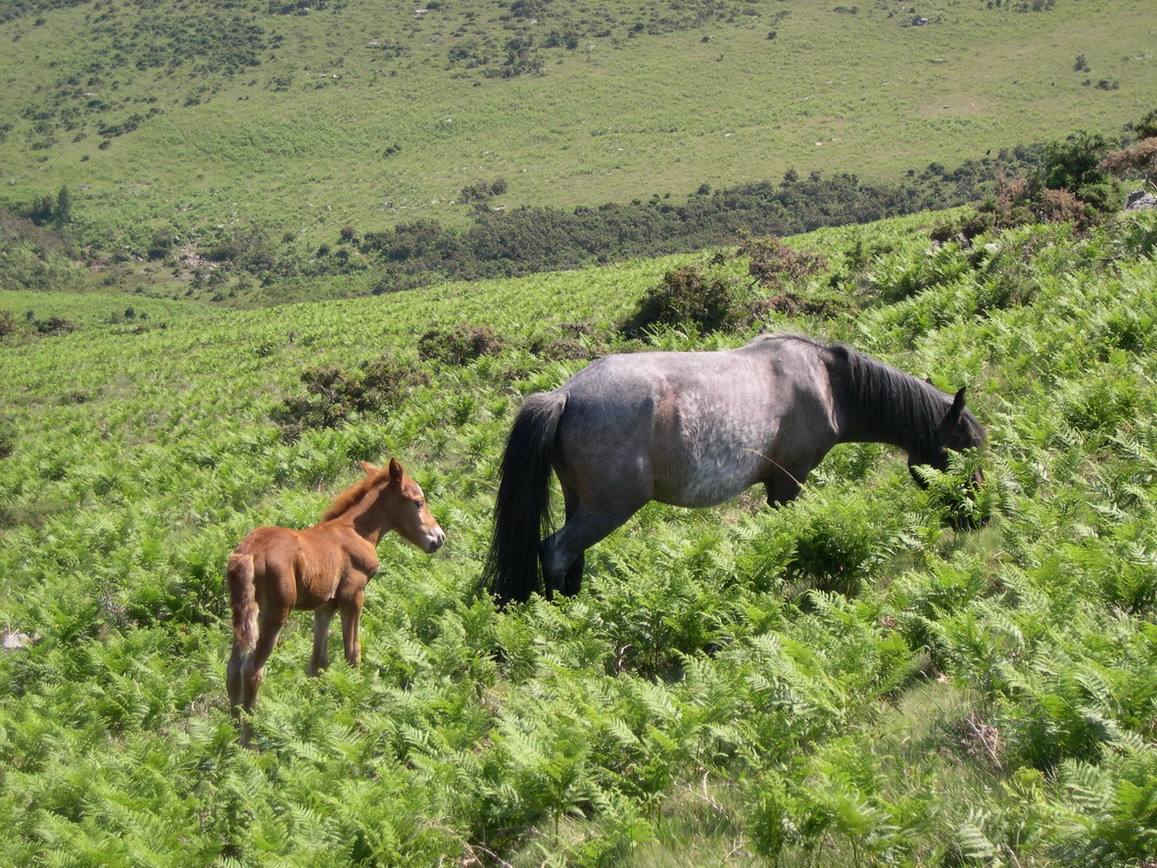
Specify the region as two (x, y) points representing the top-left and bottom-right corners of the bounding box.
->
(485, 334), (985, 604)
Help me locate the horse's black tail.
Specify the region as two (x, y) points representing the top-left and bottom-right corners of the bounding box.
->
(484, 391), (567, 605)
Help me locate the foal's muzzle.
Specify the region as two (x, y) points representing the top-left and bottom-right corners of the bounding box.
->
(425, 527), (447, 553)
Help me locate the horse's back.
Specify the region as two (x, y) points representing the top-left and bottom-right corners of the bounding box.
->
(552, 337), (837, 508)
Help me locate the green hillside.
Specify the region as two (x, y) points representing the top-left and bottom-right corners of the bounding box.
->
(1, 0), (1155, 267)
(4, 0), (1157, 863)
(3, 201), (1157, 863)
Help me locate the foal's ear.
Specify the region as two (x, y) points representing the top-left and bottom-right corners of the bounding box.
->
(388, 457), (404, 484)
(360, 460), (379, 474)
(944, 387), (967, 426)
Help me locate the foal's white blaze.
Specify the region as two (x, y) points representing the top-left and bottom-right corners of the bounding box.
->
(411, 483), (446, 553)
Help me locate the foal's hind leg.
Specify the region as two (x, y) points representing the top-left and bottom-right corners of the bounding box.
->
(238, 607), (288, 745)
(309, 601), (338, 676)
(227, 642), (246, 718)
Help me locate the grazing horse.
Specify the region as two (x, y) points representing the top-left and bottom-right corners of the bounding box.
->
(226, 458), (445, 745)
(485, 334), (984, 605)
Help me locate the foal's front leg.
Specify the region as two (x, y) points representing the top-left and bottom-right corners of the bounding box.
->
(339, 586), (365, 668)
(309, 601), (338, 676)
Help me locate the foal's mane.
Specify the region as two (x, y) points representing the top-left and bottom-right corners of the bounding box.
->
(320, 467), (389, 521)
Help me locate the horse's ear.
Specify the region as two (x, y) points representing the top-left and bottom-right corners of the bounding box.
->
(944, 387), (966, 426)
(388, 458), (404, 484)
(360, 461), (378, 474)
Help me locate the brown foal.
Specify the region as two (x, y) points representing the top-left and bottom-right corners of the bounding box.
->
(226, 458), (444, 745)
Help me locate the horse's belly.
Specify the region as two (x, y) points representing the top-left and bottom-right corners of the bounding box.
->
(650, 391), (772, 507)
(654, 442), (766, 507)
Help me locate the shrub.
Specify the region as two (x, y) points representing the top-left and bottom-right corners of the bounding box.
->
(932, 172), (1036, 242)
(458, 178), (508, 204)
(785, 498), (893, 597)
(738, 235), (840, 317)
(933, 133), (1118, 242)
(1135, 108), (1157, 141)
(1098, 137), (1157, 189)
(35, 316), (78, 336)
(740, 235), (827, 289)
(270, 355), (427, 440)
(1039, 187), (1096, 232)
(0, 310), (18, 339)
(529, 322), (609, 361)
(1035, 131), (1119, 214)
(417, 324), (503, 365)
(621, 265), (745, 337)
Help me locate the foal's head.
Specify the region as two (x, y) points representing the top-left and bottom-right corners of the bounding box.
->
(365, 458), (446, 553)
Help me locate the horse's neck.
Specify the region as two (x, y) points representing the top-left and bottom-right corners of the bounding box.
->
(831, 352), (938, 455)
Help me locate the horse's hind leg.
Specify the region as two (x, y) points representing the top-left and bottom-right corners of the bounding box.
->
(542, 503), (638, 598)
(558, 483), (586, 596)
(309, 601), (338, 676)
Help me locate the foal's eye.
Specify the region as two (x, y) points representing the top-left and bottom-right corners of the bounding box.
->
(414, 499), (425, 509)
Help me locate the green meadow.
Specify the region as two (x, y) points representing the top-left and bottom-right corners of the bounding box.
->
(1, 0), (1155, 250)
(4, 0), (1157, 864)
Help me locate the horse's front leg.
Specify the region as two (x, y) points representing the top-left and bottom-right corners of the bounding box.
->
(339, 586), (365, 668)
(309, 601), (338, 676)
(764, 466), (806, 507)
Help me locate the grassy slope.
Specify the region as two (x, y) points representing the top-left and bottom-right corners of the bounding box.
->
(2, 208), (1157, 863)
(0, 0), (1154, 249)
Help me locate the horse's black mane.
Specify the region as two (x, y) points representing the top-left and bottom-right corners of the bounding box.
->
(828, 342), (943, 455)
(752, 334), (944, 455)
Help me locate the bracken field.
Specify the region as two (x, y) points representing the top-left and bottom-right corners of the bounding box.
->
(3, 203), (1157, 864)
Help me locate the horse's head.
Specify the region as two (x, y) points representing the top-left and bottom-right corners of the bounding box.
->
(369, 458), (446, 553)
(908, 388), (987, 525)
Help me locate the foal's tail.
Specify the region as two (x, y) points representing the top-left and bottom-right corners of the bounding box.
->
(226, 552), (259, 656)
(484, 391), (567, 605)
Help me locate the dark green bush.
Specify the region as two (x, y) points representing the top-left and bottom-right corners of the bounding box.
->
(740, 235), (827, 289)
(35, 316), (78, 336)
(417, 323), (503, 366)
(621, 266), (745, 337)
(270, 355), (427, 440)
(786, 507), (882, 598)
